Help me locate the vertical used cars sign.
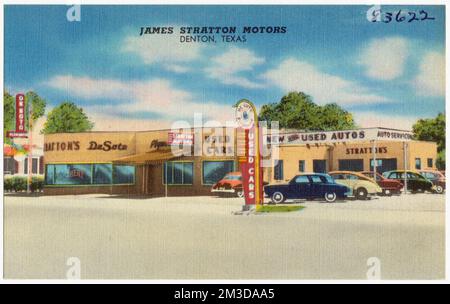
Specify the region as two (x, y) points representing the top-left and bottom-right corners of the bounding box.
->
(235, 99), (263, 207)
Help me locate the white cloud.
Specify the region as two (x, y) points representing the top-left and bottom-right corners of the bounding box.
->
(164, 64), (190, 74)
(44, 75), (235, 130)
(205, 47), (265, 89)
(45, 75), (130, 99)
(121, 27), (202, 65)
(413, 51), (445, 97)
(358, 36), (409, 80)
(263, 58), (390, 105)
(354, 111), (417, 131)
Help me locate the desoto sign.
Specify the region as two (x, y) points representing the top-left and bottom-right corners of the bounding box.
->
(44, 140), (128, 152)
(15, 93), (26, 133)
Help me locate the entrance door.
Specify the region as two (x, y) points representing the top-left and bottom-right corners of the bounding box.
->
(146, 164), (165, 196)
(313, 160), (327, 173)
(338, 159), (364, 171)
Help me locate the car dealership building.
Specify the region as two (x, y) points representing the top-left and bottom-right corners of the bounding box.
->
(42, 127), (437, 196)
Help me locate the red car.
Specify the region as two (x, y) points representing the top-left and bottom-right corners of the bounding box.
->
(361, 171), (403, 196)
(419, 170), (446, 194)
(211, 172), (244, 198)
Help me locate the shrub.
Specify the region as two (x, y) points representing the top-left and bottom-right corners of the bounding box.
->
(4, 178), (13, 192)
(30, 176), (44, 192)
(3, 176), (44, 192)
(11, 177), (27, 192)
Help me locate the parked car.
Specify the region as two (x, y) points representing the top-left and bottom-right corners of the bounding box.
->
(382, 170), (434, 193)
(264, 173), (350, 204)
(329, 171), (382, 200)
(360, 171), (403, 196)
(419, 170), (445, 194)
(211, 171), (244, 197)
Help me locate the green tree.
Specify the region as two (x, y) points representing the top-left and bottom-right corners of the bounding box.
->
(436, 149), (445, 170)
(42, 101), (94, 134)
(3, 92), (15, 144)
(258, 91), (356, 131)
(3, 91), (47, 144)
(412, 113), (445, 151)
(412, 113), (445, 169)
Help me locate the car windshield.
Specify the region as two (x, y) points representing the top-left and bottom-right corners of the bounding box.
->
(224, 175), (241, 181)
(294, 175), (310, 183)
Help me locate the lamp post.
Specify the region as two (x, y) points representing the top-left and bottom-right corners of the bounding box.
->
(27, 97), (33, 193)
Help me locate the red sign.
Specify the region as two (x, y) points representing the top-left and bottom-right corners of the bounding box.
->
(168, 132), (194, 145)
(6, 131), (28, 138)
(15, 94), (26, 133)
(239, 128), (263, 205)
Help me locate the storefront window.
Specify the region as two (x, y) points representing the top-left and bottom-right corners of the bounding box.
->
(4, 157), (15, 175)
(164, 162), (193, 185)
(202, 161), (235, 185)
(298, 160), (305, 172)
(45, 163), (134, 186)
(24, 158), (39, 174)
(93, 164), (113, 184)
(113, 165), (135, 184)
(54, 164), (92, 185)
(274, 160), (284, 180)
(415, 158), (421, 170)
(45, 164), (55, 184)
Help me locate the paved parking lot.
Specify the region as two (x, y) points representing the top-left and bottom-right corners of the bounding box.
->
(4, 193), (445, 280)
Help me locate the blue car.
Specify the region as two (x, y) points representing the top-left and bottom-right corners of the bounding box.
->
(264, 173), (350, 203)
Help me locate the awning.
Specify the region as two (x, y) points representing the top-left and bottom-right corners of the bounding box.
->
(113, 149), (180, 164)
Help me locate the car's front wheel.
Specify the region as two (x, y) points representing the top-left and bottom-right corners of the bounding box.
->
(324, 192), (337, 203)
(382, 189), (392, 196)
(355, 187), (368, 200)
(434, 185), (444, 194)
(270, 192), (285, 204)
(236, 189), (244, 198)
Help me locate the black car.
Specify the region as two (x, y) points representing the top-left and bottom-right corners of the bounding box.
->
(264, 173), (350, 204)
(382, 170), (434, 193)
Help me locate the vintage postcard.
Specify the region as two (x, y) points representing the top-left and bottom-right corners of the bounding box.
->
(1, 2), (447, 287)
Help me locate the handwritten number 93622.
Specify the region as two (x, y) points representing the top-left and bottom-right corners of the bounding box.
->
(370, 9), (435, 23)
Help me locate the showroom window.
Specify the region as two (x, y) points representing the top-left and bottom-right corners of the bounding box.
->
(45, 163), (135, 185)
(54, 164), (92, 185)
(113, 165), (135, 184)
(164, 161), (194, 185)
(93, 164), (113, 184)
(415, 158), (421, 170)
(274, 160), (284, 180)
(202, 160), (235, 185)
(427, 158), (433, 168)
(45, 164), (55, 184)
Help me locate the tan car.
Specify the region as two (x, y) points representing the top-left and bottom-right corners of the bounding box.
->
(329, 171), (382, 200)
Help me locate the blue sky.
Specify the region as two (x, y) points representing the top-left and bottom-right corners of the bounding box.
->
(4, 5), (445, 131)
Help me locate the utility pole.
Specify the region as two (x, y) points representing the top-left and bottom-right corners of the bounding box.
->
(27, 98), (33, 193)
